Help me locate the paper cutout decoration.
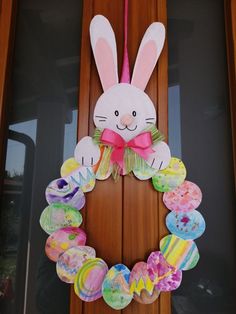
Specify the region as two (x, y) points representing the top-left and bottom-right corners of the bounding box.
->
(146, 141), (171, 170)
(133, 162), (157, 180)
(166, 210), (206, 240)
(147, 251), (182, 291)
(56, 246), (96, 283)
(45, 178), (85, 210)
(160, 234), (199, 270)
(74, 136), (101, 167)
(40, 203), (83, 235)
(92, 146), (112, 180)
(163, 180), (202, 212)
(74, 258), (108, 302)
(102, 264), (133, 310)
(39, 11), (206, 311)
(152, 157), (186, 192)
(129, 262), (159, 304)
(45, 227), (86, 262)
(60, 158), (80, 177)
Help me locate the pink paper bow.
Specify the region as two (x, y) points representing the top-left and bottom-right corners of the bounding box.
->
(100, 128), (154, 171)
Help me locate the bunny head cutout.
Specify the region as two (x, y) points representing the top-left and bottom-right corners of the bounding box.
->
(90, 15), (165, 142)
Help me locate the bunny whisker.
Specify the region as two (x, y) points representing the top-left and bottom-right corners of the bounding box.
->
(95, 115), (108, 119)
(98, 120), (106, 122)
(146, 122), (154, 124)
(145, 118), (155, 120)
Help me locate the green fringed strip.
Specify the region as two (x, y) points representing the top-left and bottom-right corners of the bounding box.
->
(93, 128), (103, 145)
(146, 125), (165, 144)
(97, 146), (112, 177)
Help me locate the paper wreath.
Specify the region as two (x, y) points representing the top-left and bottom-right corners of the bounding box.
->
(39, 14), (206, 310)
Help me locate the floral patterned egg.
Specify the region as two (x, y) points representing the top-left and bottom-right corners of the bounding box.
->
(45, 227), (86, 262)
(102, 264), (133, 310)
(56, 246), (96, 283)
(74, 258), (108, 302)
(147, 251), (182, 291)
(166, 210), (206, 240)
(45, 178), (85, 210)
(163, 180), (202, 212)
(160, 234), (199, 271)
(152, 158), (186, 192)
(40, 203), (83, 235)
(129, 261), (159, 304)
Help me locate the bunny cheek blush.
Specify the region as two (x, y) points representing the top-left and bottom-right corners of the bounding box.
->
(40, 13), (206, 311)
(93, 83), (156, 142)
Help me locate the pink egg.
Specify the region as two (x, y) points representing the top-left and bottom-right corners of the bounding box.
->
(45, 227), (86, 262)
(163, 180), (202, 212)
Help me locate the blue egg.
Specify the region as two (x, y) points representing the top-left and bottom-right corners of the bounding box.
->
(166, 210), (206, 240)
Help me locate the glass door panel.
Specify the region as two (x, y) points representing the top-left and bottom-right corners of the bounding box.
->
(168, 1), (236, 313)
(0, 1), (82, 313)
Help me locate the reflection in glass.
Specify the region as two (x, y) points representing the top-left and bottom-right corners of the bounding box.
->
(168, 0), (236, 313)
(0, 1), (82, 313)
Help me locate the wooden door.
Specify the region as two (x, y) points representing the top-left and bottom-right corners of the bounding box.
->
(70, 1), (170, 313)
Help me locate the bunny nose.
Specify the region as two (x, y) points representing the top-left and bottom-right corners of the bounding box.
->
(120, 114), (134, 126)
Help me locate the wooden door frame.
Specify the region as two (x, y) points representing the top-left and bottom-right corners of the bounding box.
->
(225, 0), (236, 190)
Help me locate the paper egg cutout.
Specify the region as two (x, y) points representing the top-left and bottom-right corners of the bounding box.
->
(133, 162), (157, 180)
(147, 251), (173, 281)
(102, 264), (133, 310)
(156, 268), (182, 291)
(152, 158), (186, 192)
(93, 146), (112, 180)
(45, 227), (86, 262)
(147, 251), (182, 292)
(129, 262), (159, 304)
(67, 166), (96, 193)
(56, 246), (96, 283)
(40, 203), (83, 235)
(166, 210), (206, 240)
(74, 258), (108, 302)
(163, 180), (202, 212)
(160, 234), (199, 270)
(45, 178), (85, 210)
(60, 158), (80, 177)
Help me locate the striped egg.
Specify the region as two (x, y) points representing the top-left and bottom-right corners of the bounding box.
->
(92, 146), (112, 180)
(45, 178), (85, 210)
(166, 210), (206, 240)
(102, 264), (133, 310)
(74, 258), (108, 302)
(160, 234), (199, 270)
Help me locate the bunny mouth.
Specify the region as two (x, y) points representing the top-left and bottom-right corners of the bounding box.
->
(116, 125), (137, 131)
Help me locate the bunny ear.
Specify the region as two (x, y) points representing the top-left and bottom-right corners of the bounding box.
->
(90, 15), (118, 91)
(131, 22), (165, 91)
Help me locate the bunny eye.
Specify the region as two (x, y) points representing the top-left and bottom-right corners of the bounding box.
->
(114, 110), (119, 116)
(132, 111), (137, 117)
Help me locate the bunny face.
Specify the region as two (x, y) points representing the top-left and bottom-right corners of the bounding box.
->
(93, 83), (156, 141)
(90, 15), (165, 140)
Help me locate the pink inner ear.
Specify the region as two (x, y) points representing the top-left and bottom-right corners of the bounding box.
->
(95, 38), (117, 91)
(131, 40), (157, 91)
